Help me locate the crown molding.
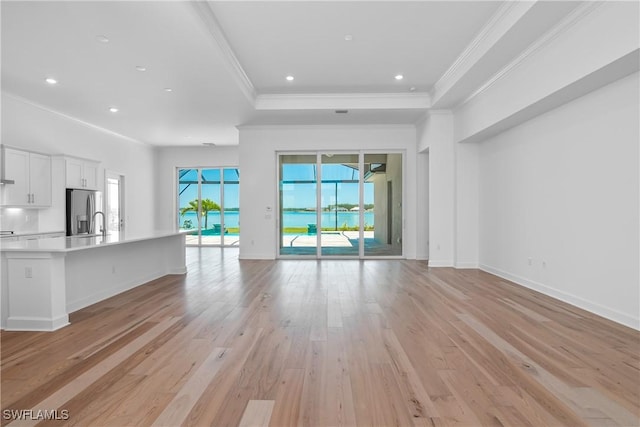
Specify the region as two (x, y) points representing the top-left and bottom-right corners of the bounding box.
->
(2, 91), (149, 146)
(237, 123), (416, 131)
(191, 2), (256, 104)
(458, 1), (605, 108)
(254, 92), (431, 110)
(430, 1), (536, 105)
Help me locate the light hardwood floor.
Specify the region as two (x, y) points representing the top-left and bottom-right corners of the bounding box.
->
(1, 247), (638, 426)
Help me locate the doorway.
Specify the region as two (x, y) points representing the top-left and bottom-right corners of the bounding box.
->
(105, 172), (124, 232)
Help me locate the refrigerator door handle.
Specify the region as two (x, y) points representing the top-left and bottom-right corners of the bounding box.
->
(87, 192), (95, 234)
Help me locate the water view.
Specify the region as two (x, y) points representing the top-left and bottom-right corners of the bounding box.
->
(179, 210), (374, 233)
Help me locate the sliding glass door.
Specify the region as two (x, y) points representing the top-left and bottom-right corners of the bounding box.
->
(320, 153), (360, 256)
(177, 167), (239, 247)
(279, 155), (318, 255)
(278, 152), (402, 258)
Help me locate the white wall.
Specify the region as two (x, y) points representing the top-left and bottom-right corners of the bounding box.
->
(477, 72), (639, 329)
(455, 1), (639, 144)
(1, 94), (157, 233)
(417, 112), (455, 266)
(153, 146), (239, 230)
(415, 150), (429, 260)
(238, 125), (417, 260)
(454, 141), (479, 268)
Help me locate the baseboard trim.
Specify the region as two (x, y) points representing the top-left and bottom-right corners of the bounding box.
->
(6, 314), (69, 331)
(428, 260), (453, 267)
(479, 263), (639, 330)
(455, 262), (479, 269)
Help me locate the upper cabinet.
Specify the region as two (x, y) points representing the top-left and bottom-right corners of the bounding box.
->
(65, 157), (99, 190)
(1, 147), (52, 207)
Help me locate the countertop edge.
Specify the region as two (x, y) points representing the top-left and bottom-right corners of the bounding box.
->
(0, 230), (187, 253)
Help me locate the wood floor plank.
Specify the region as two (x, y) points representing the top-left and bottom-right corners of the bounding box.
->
(1, 247), (638, 427)
(150, 347), (230, 426)
(269, 369), (304, 427)
(238, 400), (275, 427)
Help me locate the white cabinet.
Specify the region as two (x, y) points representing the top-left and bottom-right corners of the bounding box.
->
(1, 147), (51, 207)
(65, 157), (99, 190)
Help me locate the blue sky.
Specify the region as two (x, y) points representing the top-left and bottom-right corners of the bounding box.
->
(282, 163), (373, 208)
(178, 164), (373, 210)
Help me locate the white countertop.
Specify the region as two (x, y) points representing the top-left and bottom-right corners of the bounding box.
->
(0, 230), (186, 253)
(0, 230), (65, 238)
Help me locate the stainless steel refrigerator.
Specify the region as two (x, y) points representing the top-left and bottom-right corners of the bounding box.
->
(66, 188), (102, 236)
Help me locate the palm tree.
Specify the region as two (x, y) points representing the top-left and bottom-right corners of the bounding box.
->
(180, 198), (221, 229)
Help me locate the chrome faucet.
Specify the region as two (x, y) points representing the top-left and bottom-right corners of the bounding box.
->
(92, 211), (107, 237)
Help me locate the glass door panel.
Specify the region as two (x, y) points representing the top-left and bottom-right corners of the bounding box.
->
(223, 168), (240, 246)
(178, 168), (200, 246)
(279, 155), (317, 256)
(200, 169), (221, 246)
(363, 153), (403, 256)
(320, 153), (360, 256)
(106, 174), (122, 232)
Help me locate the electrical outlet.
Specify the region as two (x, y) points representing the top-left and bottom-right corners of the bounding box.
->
(25, 266), (32, 278)
(528, 258), (532, 266)
(112, 265), (116, 274)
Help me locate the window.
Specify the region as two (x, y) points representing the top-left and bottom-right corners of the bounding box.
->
(177, 167), (239, 246)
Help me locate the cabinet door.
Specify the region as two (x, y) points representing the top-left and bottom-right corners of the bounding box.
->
(83, 161), (99, 190)
(1, 148), (30, 206)
(29, 153), (52, 206)
(66, 158), (84, 188)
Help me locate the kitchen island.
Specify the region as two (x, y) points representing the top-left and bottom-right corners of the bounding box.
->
(0, 230), (186, 331)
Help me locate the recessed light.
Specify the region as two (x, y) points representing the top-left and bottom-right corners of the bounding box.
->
(164, 88), (173, 92)
(344, 34), (353, 41)
(395, 74), (404, 80)
(109, 107), (119, 113)
(96, 35), (110, 43)
(286, 75), (294, 81)
(45, 77), (57, 85)
(135, 66), (147, 72)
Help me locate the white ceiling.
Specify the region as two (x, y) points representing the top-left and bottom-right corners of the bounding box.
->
(1, 1), (582, 147)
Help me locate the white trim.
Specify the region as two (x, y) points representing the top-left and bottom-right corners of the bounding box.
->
(5, 315), (69, 332)
(238, 123), (416, 131)
(427, 260), (453, 267)
(430, 1), (534, 104)
(254, 92), (430, 110)
(2, 91), (148, 146)
(459, 1), (604, 107)
(480, 263), (640, 331)
(454, 262), (479, 269)
(191, 2), (256, 104)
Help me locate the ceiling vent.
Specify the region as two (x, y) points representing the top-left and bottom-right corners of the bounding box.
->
(335, 109), (348, 114)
